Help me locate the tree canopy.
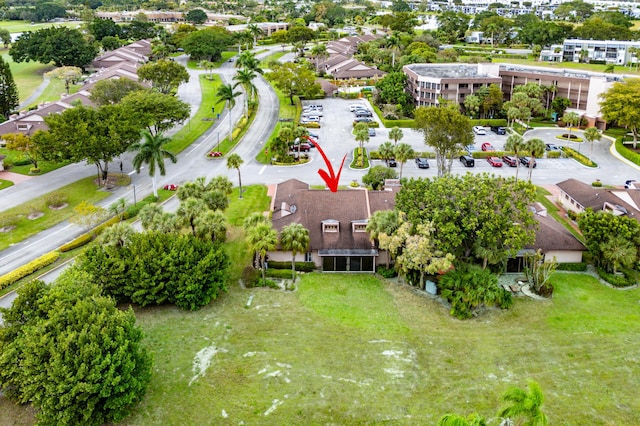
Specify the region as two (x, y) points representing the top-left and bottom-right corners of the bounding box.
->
(395, 174), (537, 267)
(265, 62), (323, 105)
(599, 78), (640, 147)
(10, 27), (98, 68)
(181, 27), (233, 61)
(137, 59), (190, 94)
(121, 90), (190, 135)
(0, 279), (152, 425)
(0, 55), (19, 118)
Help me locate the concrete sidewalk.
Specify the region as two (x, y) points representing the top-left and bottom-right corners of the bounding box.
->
(0, 171), (34, 184)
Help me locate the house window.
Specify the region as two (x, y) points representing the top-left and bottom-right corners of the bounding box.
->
(322, 221), (339, 233)
(304, 252), (312, 262)
(16, 124), (29, 131)
(352, 223), (367, 232)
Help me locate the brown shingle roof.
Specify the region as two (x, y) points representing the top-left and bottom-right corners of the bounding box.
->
(527, 214), (585, 252)
(557, 178), (640, 218)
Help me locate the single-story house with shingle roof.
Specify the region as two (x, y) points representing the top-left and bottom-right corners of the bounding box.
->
(556, 178), (640, 219)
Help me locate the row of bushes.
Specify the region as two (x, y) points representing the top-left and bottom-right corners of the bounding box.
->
(0, 251), (60, 290)
(561, 146), (597, 167)
(597, 267), (636, 287)
(615, 137), (640, 167)
(556, 262), (587, 271)
(266, 260), (316, 272)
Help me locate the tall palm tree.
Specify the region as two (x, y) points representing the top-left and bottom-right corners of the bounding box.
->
(378, 141), (395, 166)
(234, 68), (257, 118)
(600, 236), (636, 275)
(499, 380), (548, 426)
(562, 111), (580, 146)
(247, 24), (263, 48)
(583, 127), (601, 160)
(310, 43), (328, 74)
(504, 133), (525, 182)
(280, 223), (310, 283)
(177, 198), (205, 236)
(130, 130), (177, 198)
(226, 153), (244, 198)
(353, 122), (370, 167)
(194, 210), (228, 243)
(236, 50), (264, 75)
(246, 223), (278, 286)
(524, 138), (546, 182)
(387, 34), (401, 67)
(216, 83), (242, 142)
(394, 143), (415, 180)
(389, 126), (403, 145)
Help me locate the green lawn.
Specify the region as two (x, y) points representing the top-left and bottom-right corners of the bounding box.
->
(0, 176), (110, 251)
(1, 51), (55, 104)
(0, 147), (69, 175)
(0, 20), (81, 33)
(493, 57), (640, 75)
(0, 179), (13, 190)
(103, 272), (640, 425)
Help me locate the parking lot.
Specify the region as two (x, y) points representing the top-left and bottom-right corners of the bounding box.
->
(294, 98), (628, 186)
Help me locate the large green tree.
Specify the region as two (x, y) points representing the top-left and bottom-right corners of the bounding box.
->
(181, 27), (233, 61)
(0, 279), (152, 425)
(599, 79), (640, 148)
(414, 105), (473, 176)
(121, 89), (190, 135)
(34, 104), (142, 184)
(436, 11), (471, 43)
(137, 59), (189, 94)
(10, 27), (98, 68)
(396, 174), (537, 265)
(87, 17), (122, 41)
(90, 78), (144, 106)
(246, 223), (278, 286)
(185, 9), (208, 24)
(0, 55), (19, 118)
(363, 164), (398, 190)
(266, 62), (323, 106)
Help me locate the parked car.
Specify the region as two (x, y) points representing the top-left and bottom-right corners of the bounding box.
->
(302, 111), (323, 118)
(465, 144), (478, 153)
(481, 142), (496, 151)
(459, 155), (475, 167)
(163, 184), (179, 191)
(387, 158), (397, 167)
(368, 128), (376, 137)
(308, 132), (319, 140)
(349, 104), (365, 112)
(473, 126), (487, 135)
(625, 179), (636, 189)
(487, 156), (503, 167)
(290, 143), (311, 152)
(355, 110), (372, 117)
(354, 117), (372, 123)
(545, 143), (560, 151)
(491, 126), (506, 135)
(502, 155), (518, 167)
(305, 115), (320, 122)
(415, 157), (430, 169)
(520, 157), (537, 168)
(305, 104), (322, 110)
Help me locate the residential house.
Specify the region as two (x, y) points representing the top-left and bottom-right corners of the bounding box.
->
(268, 179), (398, 272)
(556, 178), (640, 219)
(91, 44), (149, 70)
(318, 35), (386, 80)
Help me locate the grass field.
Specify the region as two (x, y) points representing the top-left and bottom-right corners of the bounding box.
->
(1, 51), (54, 104)
(0, 20), (81, 33)
(493, 57), (640, 75)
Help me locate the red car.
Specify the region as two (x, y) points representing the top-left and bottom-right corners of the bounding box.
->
(481, 142), (496, 152)
(290, 143), (311, 152)
(487, 156), (503, 167)
(502, 155), (518, 167)
(163, 184), (179, 191)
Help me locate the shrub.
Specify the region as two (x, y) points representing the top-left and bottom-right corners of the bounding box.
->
(59, 233), (94, 252)
(558, 133), (582, 142)
(566, 210), (578, 221)
(592, 180), (602, 187)
(615, 137), (640, 167)
(0, 251), (60, 290)
(376, 265), (397, 278)
(266, 260), (315, 272)
(469, 119), (508, 127)
(232, 128), (241, 139)
(597, 267), (635, 287)
(46, 191), (68, 208)
(0, 214), (19, 229)
(546, 151), (562, 159)
(12, 158), (31, 166)
(241, 266), (260, 287)
(29, 167), (41, 174)
(561, 146), (596, 167)
(556, 262), (587, 271)
(439, 263), (512, 319)
(266, 268), (294, 279)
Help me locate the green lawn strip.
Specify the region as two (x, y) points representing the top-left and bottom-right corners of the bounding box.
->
(120, 272), (640, 425)
(0, 179), (14, 190)
(225, 184), (270, 227)
(259, 51), (286, 69)
(493, 57), (640, 75)
(535, 186), (584, 243)
(0, 20), (81, 33)
(164, 74), (221, 154)
(256, 86), (298, 164)
(1, 51), (55, 104)
(0, 176), (111, 251)
(22, 79), (80, 109)
(0, 147), (70, 175)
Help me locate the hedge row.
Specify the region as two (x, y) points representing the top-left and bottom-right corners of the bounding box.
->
(597, 267), (636, 287)
(556, 262), (587, 271)
(615, 138), (640, 167)
(266, 260), (316, 272)
(561, 146), (597, 167)
(59, 215), (123, 252)
(0, 251), (60, 290)
(469, 119), (508, 127)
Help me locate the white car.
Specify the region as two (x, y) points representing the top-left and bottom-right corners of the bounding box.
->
(349, 104), (366, 112)
(473, 126), (487, 135)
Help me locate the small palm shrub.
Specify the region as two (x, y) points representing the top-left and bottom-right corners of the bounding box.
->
(439, 263), (512, 319)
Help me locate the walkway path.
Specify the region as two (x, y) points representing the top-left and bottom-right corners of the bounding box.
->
(18, 76), (50, 109)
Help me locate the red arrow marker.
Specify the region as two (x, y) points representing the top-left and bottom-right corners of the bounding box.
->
(303, 136), (347, 192)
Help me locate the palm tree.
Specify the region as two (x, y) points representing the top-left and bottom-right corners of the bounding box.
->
(353, 123), (370, 167)
(394, 143), (415, 179)
(130, 130), (177, 198)
(247, 23), (263, 48)
(600, 236), (636, 275)
(504, 133), (525, 182)
(561, 111), (580, 146)
(243, 211), (269, 231)
(194, 210), (228, 243)
(378, 141), (395, 166)
(583, 127), (601, 160)
(236, 50), (263, 75)
(177, 198), (205, 236)
(216, 83), (242, 142)
(499, 380), (548, 426)
(280, 223), (310, 283)
(310, 43), (328, 74)
(234, 68), (257, 118)
(387, 34), (401, 67)
(524, 138), (545, 182)
(389, 126), (403, 145)
(226, 153), (244, 198)
(246, 223), (278, 286)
